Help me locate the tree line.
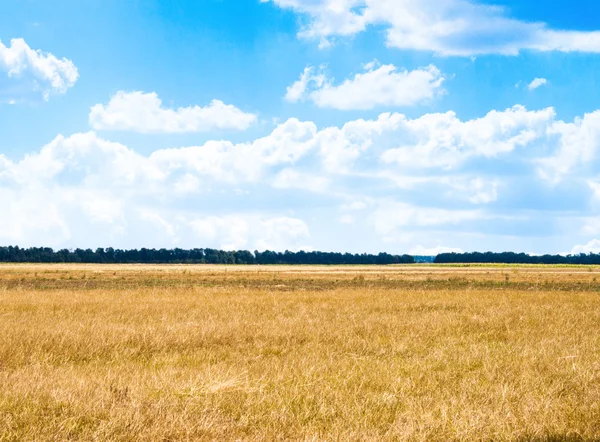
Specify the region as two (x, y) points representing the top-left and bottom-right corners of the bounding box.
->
(0, 246), (415, 265)
(434, 251), (600, 265)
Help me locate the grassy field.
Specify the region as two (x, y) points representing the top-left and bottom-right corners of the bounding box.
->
(1, 264), (599, 441)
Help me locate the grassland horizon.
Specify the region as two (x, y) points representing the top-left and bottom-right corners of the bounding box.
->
(1, 264), (599, 441)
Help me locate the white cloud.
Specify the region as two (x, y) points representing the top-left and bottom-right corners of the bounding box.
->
(265, 0), (600, 56)
(0, 38), (78, 100)
(4, 103), (600, 250)
(450, 178), (499, 204)
(186, 216), (311, 251)
(571, 239), (600, 255)
(381, 105), (554, 170)
(285, 66), (326, 102)
(0, 187), (71, 247)
(2, 105), (597, 193)
(372, 201), (484, 238)
(409, 245), (464, 256)
(172, 174), (202, 195)
(588, 180), (600, 202)
(272, 168), (330, 192)
(81, 194), (124, 225)
(528, 78), (548, 90)
(0, 128), (316, 249)
(286, 63), (445, 109)
(537, 110), (600, 183)
(147, 117), (318, 183)
(256, 217), (312, 251)
(89, 91), (257, 133)
(376, 174), (501, 205)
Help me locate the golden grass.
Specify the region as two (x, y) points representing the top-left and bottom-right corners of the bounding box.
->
(0, 264), (599, 441)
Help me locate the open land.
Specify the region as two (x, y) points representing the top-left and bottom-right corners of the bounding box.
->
(1, 264), (599, 441)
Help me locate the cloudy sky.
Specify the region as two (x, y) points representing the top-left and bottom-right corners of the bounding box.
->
(2, 0), (600, 255)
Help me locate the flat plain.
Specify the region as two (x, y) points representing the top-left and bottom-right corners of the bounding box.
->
(1, 264), (599, 441)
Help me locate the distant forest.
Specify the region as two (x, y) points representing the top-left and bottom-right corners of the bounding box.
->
(0, 246), (415, 265)
(4, 246), (600, 265)
(435, 252), (600, 265)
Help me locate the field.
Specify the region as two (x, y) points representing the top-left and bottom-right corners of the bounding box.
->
(1, 264), (599, 441)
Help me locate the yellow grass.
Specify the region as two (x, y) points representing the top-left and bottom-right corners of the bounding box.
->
(0, 264), (599, 441)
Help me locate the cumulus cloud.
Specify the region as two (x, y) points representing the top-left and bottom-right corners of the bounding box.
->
(265, 0), (600, 56)
(0, 127), (317, 249)
(272, 169), (330, 192)
(528, 78), (548, 90)
(5, 105), (598, 189)
(286, 63), (445, 109)
(0, 38), (78, 100)
(0, 119), (319, 189)
(0, 132), (311, 249)
(587, 180), (600, 202)
(380, 105), (554, 170)
(571, 239), (600, 255)
(3, 103), (600, 250)
(536, 110), (600, 183)
(285, 66), (326, 102)
(89, 91), (257, 133)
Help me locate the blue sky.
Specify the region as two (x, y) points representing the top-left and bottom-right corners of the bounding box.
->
(2, 0), (600, 255)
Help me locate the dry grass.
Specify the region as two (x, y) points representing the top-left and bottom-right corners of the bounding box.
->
(0, 264), (599, 441)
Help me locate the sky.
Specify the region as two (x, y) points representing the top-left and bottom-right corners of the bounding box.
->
(2, 0), (600, 256)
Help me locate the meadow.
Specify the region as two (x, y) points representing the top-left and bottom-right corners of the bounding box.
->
(0, 264), (599, 441)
